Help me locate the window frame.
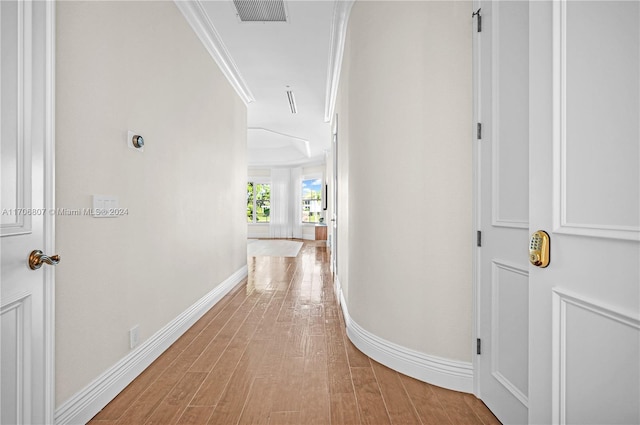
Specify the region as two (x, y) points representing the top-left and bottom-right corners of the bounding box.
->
(301, 174), (323, 224)
(247, 178), (271, 224)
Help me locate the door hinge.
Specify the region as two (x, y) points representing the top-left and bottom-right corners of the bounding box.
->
(476, 122), (482, 140)
(477, 230), (482, 247)
(472, 8), (482, 32)
(477, 338), (482, 355)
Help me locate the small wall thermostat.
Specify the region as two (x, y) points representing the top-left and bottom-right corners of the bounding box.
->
(127, 130), (144, 152)
(132, 135), (144, 148)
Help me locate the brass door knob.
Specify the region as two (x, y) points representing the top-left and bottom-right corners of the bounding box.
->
(28, 250), (60, 270)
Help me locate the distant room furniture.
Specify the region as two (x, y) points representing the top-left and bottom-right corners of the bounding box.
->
(315, 225), (327, 241)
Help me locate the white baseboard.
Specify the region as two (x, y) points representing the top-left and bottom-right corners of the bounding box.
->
(54, 265), (248, 425)
(336, 286), (474, 393)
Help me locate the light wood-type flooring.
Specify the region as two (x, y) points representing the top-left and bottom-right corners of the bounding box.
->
(88, 241), (500, 425)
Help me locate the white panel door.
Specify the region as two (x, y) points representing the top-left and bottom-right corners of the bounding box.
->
(529, 1), (640, 424)
(1, 1), (55, 424)
(477, 1), (530, 423)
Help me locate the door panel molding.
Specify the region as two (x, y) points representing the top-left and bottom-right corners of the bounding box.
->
(491, 372), (527, 409)
(490, 260), (529, 408)
(1, 0), (32, 236)
(552, 0), (640, 241)
(1, 293), (31, 425)
(552, 288), (640, 425)
(491, 1), (529, 229)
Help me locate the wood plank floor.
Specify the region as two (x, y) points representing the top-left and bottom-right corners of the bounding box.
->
(88, 241), (500, 425)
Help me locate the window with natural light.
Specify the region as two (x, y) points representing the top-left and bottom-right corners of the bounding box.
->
(247, 182), (270, 223)
(301, 178), (322, 223)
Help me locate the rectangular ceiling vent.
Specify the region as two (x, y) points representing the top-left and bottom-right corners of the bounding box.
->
(286, 90), (297, 114)
(233, 0), (288, 22)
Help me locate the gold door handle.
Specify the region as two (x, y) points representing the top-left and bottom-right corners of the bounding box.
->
(28, 250), (60, 270)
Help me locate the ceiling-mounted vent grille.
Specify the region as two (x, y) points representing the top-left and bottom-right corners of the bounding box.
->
(286, 90), (297, 114)
(233, 0), (288, 22)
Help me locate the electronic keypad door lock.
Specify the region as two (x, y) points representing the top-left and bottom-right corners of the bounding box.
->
(529, 230), (550, 268)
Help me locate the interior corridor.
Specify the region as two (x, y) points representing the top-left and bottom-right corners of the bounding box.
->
(87, 241), (499, 425)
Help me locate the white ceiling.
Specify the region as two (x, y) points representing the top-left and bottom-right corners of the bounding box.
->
(200, 0), (336, 167)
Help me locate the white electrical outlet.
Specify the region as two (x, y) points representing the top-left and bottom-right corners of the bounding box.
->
(129, 325), (140, 349)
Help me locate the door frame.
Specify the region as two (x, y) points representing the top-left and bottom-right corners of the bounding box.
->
(471, 0), (482, 398)
(42, 1), (56, 422)
(331, 113), (338, 275)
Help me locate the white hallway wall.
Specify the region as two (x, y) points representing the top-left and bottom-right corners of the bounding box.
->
(334, 0), (473, 375)
(55, 0), (247, 407)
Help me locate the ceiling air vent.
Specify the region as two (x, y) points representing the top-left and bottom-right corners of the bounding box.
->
(233, 0), (288, 22)
(286, 90), (297, 114)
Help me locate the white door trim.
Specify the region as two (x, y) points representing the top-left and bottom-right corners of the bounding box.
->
(43, 2), (56, 423)
(471, 0), (482, 398)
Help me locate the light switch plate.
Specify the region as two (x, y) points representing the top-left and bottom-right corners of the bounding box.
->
(92, 195), (119, 218)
